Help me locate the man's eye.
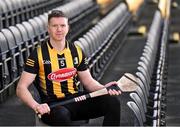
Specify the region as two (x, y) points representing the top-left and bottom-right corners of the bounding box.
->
(52, 25), (58, 27)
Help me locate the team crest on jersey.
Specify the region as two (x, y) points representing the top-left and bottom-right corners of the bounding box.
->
(48, 68), (77, 82)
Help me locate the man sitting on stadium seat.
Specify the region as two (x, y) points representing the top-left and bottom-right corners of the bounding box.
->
(16, 10), (121, 126)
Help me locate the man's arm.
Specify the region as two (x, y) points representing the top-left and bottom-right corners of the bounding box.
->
(77, 69), (103, 92)
(16, 71), (50, 115)
(77, 69), (121, 95)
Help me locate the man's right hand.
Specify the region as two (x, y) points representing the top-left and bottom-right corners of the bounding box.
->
(34, 103), (51, 115)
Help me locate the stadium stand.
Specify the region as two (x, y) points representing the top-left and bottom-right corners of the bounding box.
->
(126, 0), (170, 126)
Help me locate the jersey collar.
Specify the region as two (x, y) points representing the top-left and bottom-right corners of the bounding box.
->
(48, 40), (69, 49)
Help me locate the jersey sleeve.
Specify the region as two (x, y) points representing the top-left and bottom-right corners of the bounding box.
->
(76, 46), (89, 71)
(24, 48), (39, 74)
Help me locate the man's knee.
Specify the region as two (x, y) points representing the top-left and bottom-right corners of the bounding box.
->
(106, 95), (121, 107)
(42, 106), (71, 125)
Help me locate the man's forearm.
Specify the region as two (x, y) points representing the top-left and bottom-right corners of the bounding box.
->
(84, 79), (104, 92)
(16, 86), (39, 111)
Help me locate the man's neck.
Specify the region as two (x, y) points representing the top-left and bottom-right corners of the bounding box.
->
(50, 38), (66, 51)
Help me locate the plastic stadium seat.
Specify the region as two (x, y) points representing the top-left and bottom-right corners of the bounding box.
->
(9, 0), (24, 24)
(138, 61), (151, 84)
(135, 85), (147, 113)
(39, 14), (48, 38)
(9, 26), (26, 73)
(82, 35), (92, 55)
(137, 66), (150, 91)
(0, 32), (11, 89)
(127, 101), (144, 126)
(0, 9), (2, 29)
(33, 17), (47, 41)
(74, 41), (85, 54)
(1, 29), (19, 81)
(130, 92), (146, 123)
(86, 32), (96, 56)
(0, 1), (9, 28)
(136, 72), (150, 97)
(22, 21), (38, 51)
(78, 38), (91, 58)
(16, 23), (30, 59)
(3, 0), (15, 26)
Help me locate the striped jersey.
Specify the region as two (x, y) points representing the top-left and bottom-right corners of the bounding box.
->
(24, 40), (88, 102)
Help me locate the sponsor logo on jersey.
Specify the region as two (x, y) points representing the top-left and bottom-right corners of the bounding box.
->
(42, 60), (51, 64)
(48, 68), (77, 82)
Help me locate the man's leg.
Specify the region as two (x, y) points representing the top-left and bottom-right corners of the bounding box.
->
(41, 105), (71, 126)
(65, 95), (121, 126)
(102, 95), (121, 126)
(41, 94), (121, 126)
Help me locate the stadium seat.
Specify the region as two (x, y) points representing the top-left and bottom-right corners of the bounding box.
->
(16, 23), (30, 59)
(0, 32), (10, 90)
(22, 21), (38, 51)
(1, 29), (19, 81)
(78, 38), (91, 58)
(130, 92), (146, 123)
(3, 0), (15, 26)
(9, 26), (26, 73)
(33, 17), (46, 42)
(39, 13), (48, 38)
(127, 101), (144, 126)
(0, 1), (10, 28)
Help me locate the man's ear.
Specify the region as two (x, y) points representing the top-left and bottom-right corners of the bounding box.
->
(68, 24), (70, 31)
(47, 24), (50, 33)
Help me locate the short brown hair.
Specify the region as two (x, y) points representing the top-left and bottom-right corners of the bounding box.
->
(48, 10), (68, 23)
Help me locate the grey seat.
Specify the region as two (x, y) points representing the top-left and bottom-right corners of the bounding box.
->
(127, 101), (144, 126)
(39, 14), (48, 39)
(78, 37), (91, 58)
(136, 72), (149, 98)
(0, 0), (9, 28)
(130, 92), (146, 123)
(0, 7), (2, 29)
(22, 21), (38, 51)
(33, 16), (47, 42)
(9, 26), (26, 73)
(16, 23), (31, 59)
(9, 0), (24, 24)
(3, 0), (15, 26)
(0, 32), (11, 90)
(1, 29), (19, 81)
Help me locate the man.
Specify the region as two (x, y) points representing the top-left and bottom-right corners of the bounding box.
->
(16, 10), (121, 126)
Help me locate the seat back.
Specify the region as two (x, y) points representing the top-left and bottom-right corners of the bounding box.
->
(1, 29), (19, 81)
(16, 23), (30, 59)
(0, 32), (10, 90)
(127, 101), (144, 126)
(130, 92), (146, 122)
(9, 26), (26, 72)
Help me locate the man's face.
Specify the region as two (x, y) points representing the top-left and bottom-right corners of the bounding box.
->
(48, 17), (69, 42)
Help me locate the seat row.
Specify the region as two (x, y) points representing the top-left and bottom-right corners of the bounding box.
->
(74, 3), (132, 80)
(127, 10), (169, 126)
(0, 0), (99, 102)
(0, 0), (64, 29)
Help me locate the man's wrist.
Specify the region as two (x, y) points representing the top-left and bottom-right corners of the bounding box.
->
(32, 103), (40, 112)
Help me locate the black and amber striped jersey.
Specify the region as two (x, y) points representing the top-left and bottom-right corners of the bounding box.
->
(24, 40), (88, 102)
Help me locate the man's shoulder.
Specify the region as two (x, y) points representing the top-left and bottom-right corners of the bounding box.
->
(71, 42), (83, 51)
(69, 42), (81, 50)
(36, 41), (48, 49)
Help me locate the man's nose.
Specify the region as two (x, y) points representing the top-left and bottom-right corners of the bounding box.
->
(57, 25), (62, 31)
